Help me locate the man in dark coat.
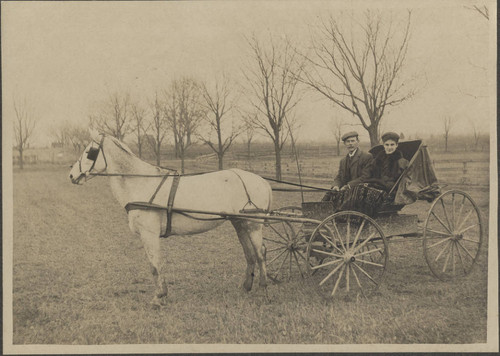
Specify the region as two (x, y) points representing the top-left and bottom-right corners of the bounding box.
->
(322, 131), (373, 201)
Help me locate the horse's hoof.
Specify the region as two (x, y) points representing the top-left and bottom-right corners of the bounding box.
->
(151, 296), (167, 309)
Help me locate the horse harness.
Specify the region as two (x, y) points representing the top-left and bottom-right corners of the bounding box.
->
(83, 135), (265, 238)
(124, 174), (181, 238)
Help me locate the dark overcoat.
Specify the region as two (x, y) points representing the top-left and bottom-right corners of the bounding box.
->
(332, 149), (373, 188)
(370, 149), (409, 191)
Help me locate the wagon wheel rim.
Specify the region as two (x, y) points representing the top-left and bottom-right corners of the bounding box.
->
(263, 207), (306, 282)
(423, 190), (484, 281)
(306, 211), (388, 299)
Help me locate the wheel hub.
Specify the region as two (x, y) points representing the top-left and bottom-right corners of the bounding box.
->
(344, 253), (356, 263)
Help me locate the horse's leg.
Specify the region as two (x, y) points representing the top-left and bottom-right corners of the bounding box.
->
(130, 212), (168, 307)
(231, 220), (256, 291)
(139, 230), (168, 307)
(245, 222), (268, 288)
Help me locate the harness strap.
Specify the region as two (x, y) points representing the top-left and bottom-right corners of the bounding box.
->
(164, 174), (181, 237)
(230, 170), (262, 213)
(149, 174), (170, 204)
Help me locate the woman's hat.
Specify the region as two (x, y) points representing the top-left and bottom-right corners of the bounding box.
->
(381, 132), (400, 142)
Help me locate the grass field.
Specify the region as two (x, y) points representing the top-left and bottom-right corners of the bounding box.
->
(10, 163), (490, 346)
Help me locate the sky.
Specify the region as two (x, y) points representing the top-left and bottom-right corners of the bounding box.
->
(1, 0), (496, 147)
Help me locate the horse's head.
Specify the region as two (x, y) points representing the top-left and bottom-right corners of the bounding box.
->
(69, 135), (106, 184)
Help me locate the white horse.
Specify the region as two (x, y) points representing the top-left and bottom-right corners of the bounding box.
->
(69, 133), (272, 306)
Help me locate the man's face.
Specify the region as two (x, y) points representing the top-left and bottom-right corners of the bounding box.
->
(344, 137), (359, 153)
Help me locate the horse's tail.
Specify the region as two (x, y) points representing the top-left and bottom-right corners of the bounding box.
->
(229, 169), (272, 213)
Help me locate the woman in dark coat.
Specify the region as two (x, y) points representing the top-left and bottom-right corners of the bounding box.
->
(370, 132), (409, 192)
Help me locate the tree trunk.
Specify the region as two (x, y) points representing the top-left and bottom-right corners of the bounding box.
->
(218, 152), (224, 170)
(274, 141), (282, 180)
(445, 135), (448, 153)
(336, 141), (340, 156)
(181, 155), (185, 174)
(156, 142), (161, 166)
(19, 148), (24, 169)
(367, 126), (379, 147)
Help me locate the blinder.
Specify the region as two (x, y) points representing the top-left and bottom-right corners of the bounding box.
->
(87, 147), (100, 161)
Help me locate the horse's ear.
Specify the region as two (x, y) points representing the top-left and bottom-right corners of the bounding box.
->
(88, 127), (101, 141)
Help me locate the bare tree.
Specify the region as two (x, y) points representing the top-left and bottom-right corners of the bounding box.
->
(164, 78), (205, 173)
(89, 92), (133, 140)
(51, 120), (72, 148)
(300, 11), (415, 146)
(443, 116), (453, 153)
(242, 113), (256, 166)
(243, 34), (305, 179)
(198, 75), (240, 170)
(146, 92), (168, 166)
(131, 100), (149, 159)
(470, 119), (481, 151)
(68, 124), (91, 153)
(331, 117), (344, 156)
(13, 98), (37, 169)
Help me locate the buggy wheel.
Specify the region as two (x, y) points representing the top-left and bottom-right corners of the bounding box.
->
(306, 211), (388, 299)
(423, 190), (484, 281)
(263, 207), (307, 282)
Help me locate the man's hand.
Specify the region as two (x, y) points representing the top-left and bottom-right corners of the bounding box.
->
(331, 186), (340, 192)
(340, 184), (351, 191)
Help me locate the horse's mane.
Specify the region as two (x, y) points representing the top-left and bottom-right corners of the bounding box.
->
(106, 135), (135, 156)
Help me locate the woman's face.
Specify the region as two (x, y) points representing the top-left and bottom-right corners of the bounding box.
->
(383, 139), (398, 154)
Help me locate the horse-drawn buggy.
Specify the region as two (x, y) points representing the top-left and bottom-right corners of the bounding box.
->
(262, 140), (484, 298)
(69, 134), (484, 305)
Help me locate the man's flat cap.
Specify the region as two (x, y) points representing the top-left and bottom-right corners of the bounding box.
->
(341, 131), (359, 141)
(381, 132), (400, 142)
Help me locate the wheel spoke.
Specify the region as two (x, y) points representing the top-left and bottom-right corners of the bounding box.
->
(352, 262), (378, 286)
(451, 193), (456, 230)
(263, 237), (287, 246)
(351, 219), (366, 249)
(426, 228), (452, 237)
(458, 224), (479, 235)
(266, 246), (287, 253)
(345, 263), (350, 293)
(311, 258), (342, 271)
(273, 251), (290, 280)
(351, 265), (363, 289)
(431, 211), (453, 234)
(451, 242), (456, 276)
(427, 236), (453, 249)
(456, 209), (474, 233)
(319, 261), (344, 286)
(346, 214), (351, 248)
(311, 248), (344, 258)
(442, 242), (452, 273)
(332, 220), (346, 252)
(354, 247), (383, 258)
(355, 258), (384, 268)
(462, 237), (480, 244)
(330, 265), (345, 297)
(352, 231), (377, 254)
(269, 224), (289, 242)
(433, 241), (451, 262)
(320, 224), (344, 254)
(455, 195), (467, 226)
(456, 240), (475, 260)
(316, 226), (335, 248)
(440, 198), (453, 232)
(267, 247), (288, 265)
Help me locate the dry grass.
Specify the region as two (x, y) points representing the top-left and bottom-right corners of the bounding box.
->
(11, 165), (489, 345)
